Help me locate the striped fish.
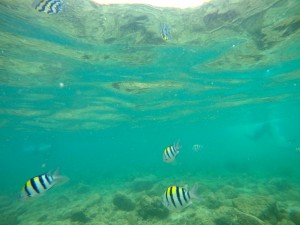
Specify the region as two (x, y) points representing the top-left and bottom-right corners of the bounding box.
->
(162, 184), (198, 210)
(163, 141), (181, 163)
(32, 0), (63, 14)
(20, 169), (64, 199)
(161, 23), (171, 41)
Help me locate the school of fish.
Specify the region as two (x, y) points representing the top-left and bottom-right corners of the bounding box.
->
(21, 1), (197, 214)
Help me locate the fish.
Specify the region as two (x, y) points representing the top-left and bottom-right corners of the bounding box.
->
(161, 23), (171, 41)
(162, 184), (199, 210)
(192, 144), (203, 152)
(163, 140), (181, 163)
(19, 168), (67, 199)
(32, 0), (63, 14)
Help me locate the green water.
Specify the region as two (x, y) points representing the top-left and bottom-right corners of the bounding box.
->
(1, 0), (300, 224)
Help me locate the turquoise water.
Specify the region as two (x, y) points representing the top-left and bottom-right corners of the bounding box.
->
(1, 0), (300, 224)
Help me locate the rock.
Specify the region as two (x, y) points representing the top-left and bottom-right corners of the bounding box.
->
(232, 195), (277, 222)
(113, 193), (135, 211)
(214, 206), (265, 225)
(214, 207), (237, 225)
(221, 185), (239, 199)
(70, 211), (90, 223)
(289, 207), (300, 225)
(235, 209), (265, 225)
(268, 178), (291, 191)
(277, 219), (296, 225)
(204, 192), (222, 209)
(276, 201), (289, 220)
(136, 195), (169, 220)
(0, 212), (19, 225)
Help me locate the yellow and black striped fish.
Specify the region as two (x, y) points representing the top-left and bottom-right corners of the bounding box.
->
(162, 184), (198, 210)
(32, 0), (63, 14)
(19, 169), (65, 199)
(163, 141), (181, 163)
(161, 23), (171, 41)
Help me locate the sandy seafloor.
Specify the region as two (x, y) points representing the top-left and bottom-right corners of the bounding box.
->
(1, 171), (300, 225)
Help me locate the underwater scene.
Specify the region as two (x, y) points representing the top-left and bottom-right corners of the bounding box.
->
(1, 0), (300, 224)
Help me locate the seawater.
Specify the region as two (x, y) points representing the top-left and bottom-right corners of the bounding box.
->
(1, 0), (300, 225)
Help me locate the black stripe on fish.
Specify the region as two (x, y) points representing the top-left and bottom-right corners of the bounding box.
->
(49, 175), (54, 183)
(48, 1), (59, 14)
(165, 190), (170, 206)
(182, 188), (188, 203)
(187, 191), (190, 199)
(176, 187), (183, 206)
(30, 178), (40, 194)
(24, 184), (31, 196)
(169, 146), (174, 156)
(166, 147), (172, 158)
(39, 175), (47, 189)
(45, 174), (52, 185)
(170, 187), (176, 208)
(38, 1), (48, 12)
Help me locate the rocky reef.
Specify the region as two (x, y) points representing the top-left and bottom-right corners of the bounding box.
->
(136, 195), (169, 220)
(113, 193), (135, 211)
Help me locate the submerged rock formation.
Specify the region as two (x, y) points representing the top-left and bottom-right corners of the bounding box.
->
(113, 193), (135, 211)
(232, 195), (278, 222)
(136, 195), (169, 220)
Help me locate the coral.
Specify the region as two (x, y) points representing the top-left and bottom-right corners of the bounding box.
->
(136, 195), (169, 220)
(70, 211), (90, 223)
(113, 193), (135, 211)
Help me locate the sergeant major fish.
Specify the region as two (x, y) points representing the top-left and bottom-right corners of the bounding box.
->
(162, 184), (199, 210)
(161, 23), (171, 41)
(32, 0), (63, 14)
(19, 168), (67, 199)
(163, 140), (181, 163)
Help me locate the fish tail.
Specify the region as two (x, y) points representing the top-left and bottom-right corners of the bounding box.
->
(175, 139), (181, 150)
(189, 183), (199, 200)
(52, 167), (60, 177)
(52, 168), (69, 185)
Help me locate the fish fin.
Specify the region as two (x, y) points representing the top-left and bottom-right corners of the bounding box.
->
(32, 0), (42, 7)
(189, 183), (199, 200)
(175, 139), (181, 150)
(184, 202), (193, 209)
(53, 167), (60, 177)
(52, 168), (69, 186)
